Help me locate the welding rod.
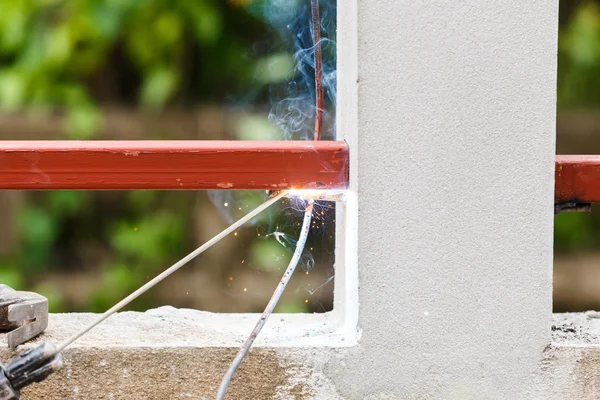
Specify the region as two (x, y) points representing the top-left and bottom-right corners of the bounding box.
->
(55, 190), (288, 353)
(216, 199), (314, 400)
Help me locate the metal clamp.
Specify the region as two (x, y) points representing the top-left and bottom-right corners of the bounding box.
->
(0, 285), (48, 348)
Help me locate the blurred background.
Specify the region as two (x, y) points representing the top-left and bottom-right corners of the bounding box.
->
(0, 0), (337, 314)
(2, 1), (600, 315)
(556, 0), (600, 312)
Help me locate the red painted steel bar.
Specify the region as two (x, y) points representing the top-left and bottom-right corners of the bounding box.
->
(0, 141), (348, 190)
(555, 155), (600, 204)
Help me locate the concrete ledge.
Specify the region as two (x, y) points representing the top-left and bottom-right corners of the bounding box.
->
(9, 312), (600, 398)
(538, 313), (600, 398)
(0, 309), (348, 399)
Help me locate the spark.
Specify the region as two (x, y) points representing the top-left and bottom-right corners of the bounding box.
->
(224, 203), (228, 207)
(229, 277), (233, 281)
(304, 299), (308, 303)
(243, 288), (247, 292)
(234, 232), (238, 236)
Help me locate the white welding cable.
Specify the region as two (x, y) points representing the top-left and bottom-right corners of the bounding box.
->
(55, 191), (289, 353)
(216, 199), (314, 400)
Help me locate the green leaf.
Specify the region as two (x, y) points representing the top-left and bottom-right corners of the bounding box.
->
(249, 239), (291, 272)
(154, 12), (183, 46)
(64, 104), (103, 139)
(234, 114), (281, 140)
(110, 212), (183, 265)
(0, 70), (27, 111)
(44, 24), (72, 68)
(0, 268), (23, 289)
(0, 2), (28, 54)
(253, 53), (294, 84)
(17, 207), (57, 270)
(140, 67), (178, 109)
(47, 191), (89, 216)
(183, 2), (223, 45)
(554, 212), (596, 252)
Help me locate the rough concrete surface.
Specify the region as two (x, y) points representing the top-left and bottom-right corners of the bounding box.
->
(0, 310), (343, 399)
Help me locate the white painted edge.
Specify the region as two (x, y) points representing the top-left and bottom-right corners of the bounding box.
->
(332, 0), (360, 345)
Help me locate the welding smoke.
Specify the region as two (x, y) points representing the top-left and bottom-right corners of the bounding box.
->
(252, 0), (337, 140)
(208, 0), (337, 225)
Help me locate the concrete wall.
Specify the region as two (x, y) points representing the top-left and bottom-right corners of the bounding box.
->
(1, 1), (566, 399)
(333, 0), (559, 398)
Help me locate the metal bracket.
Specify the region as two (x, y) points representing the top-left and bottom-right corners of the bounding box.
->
(554, 202), (591, 214)
(0, 285), (48, 349)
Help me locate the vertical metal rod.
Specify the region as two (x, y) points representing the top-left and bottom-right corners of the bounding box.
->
(311, 0), (323, 140)
(218, 2), (324, 397)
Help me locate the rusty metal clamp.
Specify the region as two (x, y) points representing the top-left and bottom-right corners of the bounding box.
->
(0, 285), (48, 349)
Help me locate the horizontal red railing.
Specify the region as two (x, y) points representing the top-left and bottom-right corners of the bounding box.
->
(0, 141), (348, 190)
(555, 155), (600, 205)
(1, 142), (596, 205)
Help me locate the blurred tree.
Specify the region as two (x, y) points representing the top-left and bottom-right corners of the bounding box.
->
(0, 0), (331, 314)
(556, 0), (600, 254)
(0, 0), (268, 138)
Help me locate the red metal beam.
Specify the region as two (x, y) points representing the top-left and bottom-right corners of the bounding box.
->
(555, 155), (600, 204)
(0, 141), (348, 190)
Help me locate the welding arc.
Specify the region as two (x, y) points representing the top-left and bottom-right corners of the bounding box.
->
(54, 191), (288, 354)
(216, 200), (314, 400)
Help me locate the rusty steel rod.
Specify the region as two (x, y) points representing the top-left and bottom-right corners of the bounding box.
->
(311, 0), (324, 140)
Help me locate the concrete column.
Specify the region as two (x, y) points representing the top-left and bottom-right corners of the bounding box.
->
(333, 1), (558, 398)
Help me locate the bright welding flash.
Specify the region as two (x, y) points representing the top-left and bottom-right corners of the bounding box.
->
(286, 188), (346, 202)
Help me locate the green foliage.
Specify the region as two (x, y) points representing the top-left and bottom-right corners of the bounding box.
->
(0, 265), (23, 289)
(0, 0), (266, 135)
(555, 1), (600, 253)
(554, 212), (596, 252)
(110, 212), (183, 265)
(559, 1), (600, 107)
(17, 206), (57, 271)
